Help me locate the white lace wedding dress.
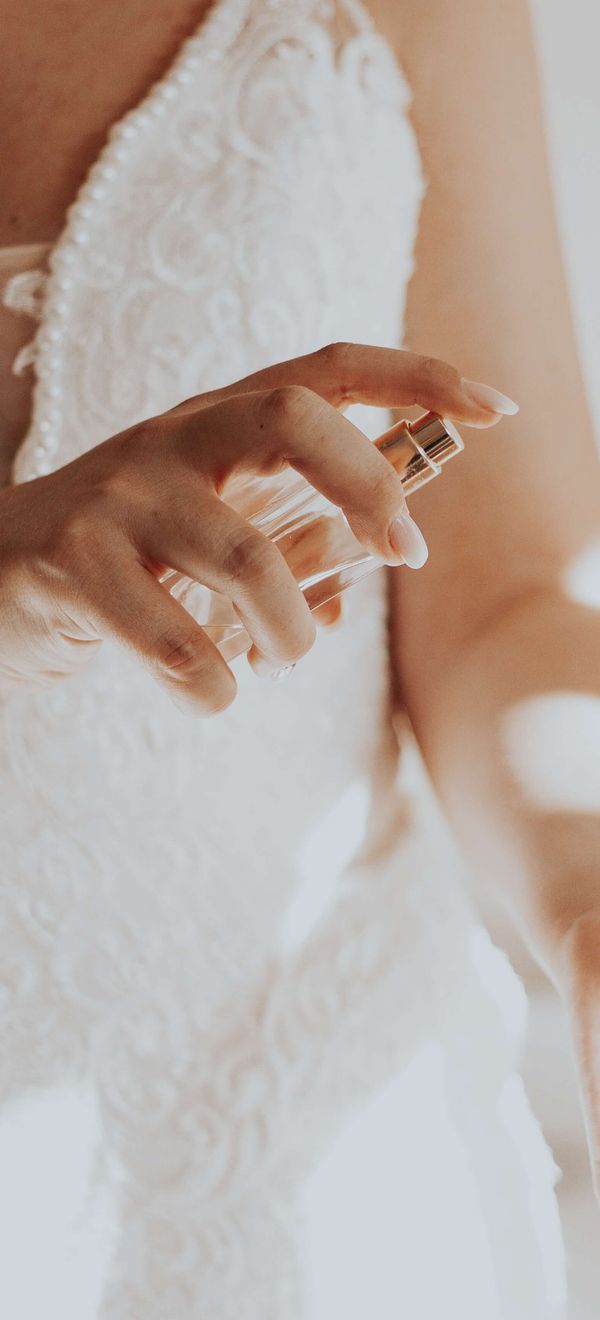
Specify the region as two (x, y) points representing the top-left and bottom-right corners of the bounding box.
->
(0, 1), (568, 1316)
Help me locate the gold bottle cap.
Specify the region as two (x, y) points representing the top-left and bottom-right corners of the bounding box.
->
(375, 410), (464, 492)
(408, 410), (464, 470)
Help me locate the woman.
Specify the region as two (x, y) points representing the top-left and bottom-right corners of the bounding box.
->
(1, 0), (599, 1314)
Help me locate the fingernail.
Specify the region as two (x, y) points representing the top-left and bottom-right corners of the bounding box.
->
(388, 512), (429, 569)
(251, 651), (297, 680)
(462, 378), (520, 415)
(269, 663), (297, 681)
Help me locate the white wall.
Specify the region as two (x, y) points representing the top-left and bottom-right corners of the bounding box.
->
(529, 0), (600, 427)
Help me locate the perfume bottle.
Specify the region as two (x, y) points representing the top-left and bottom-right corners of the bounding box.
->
(160, 410), (464, 663)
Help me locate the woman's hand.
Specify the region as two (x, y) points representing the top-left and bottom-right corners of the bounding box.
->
(0, 341), (511, 715)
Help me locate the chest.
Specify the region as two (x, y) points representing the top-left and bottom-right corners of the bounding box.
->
(7, 0), (426, 494)
(0, 0), (215, 244)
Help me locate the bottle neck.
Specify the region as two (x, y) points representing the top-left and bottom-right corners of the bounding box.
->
(374, 413), (464, 494)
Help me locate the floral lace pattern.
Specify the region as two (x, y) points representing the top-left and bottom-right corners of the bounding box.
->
(0, 1), (566, 1315)
(9, 0), (425, 483)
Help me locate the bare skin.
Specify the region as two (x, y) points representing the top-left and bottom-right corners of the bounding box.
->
(2, 0), (600, 1204)
(0, 344), (506, 697)
(373, 0), (600, 1201)
(1, 0), (217, 246)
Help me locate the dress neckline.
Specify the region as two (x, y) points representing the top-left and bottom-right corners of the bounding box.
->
(5, 0), (248, 262)
(12, 0), (394, 484)
(10, 0), (377, 266)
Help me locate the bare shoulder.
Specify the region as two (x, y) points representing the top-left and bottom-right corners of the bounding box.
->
(360, 0), (531, 59)
(362, 0), (600, 696)
(359, 0), (540, 101)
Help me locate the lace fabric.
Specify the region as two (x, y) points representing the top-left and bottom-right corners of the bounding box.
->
(0, 1), (567, 1316)
(6, 0), (424, 484)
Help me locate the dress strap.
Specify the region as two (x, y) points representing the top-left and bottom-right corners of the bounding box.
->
(0, 242), (52, 265)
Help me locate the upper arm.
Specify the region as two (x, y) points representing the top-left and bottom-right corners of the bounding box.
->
(364, 0), (600, 709)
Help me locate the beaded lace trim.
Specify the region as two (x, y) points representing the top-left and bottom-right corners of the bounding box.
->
(4, 0), (401, 484)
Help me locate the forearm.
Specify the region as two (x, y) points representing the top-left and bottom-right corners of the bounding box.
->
(399, 584), (600, 983)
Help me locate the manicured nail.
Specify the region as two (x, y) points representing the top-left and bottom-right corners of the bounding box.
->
(462, 378), (520, 415)
(251, 651), (297, 679)
(269, 663), (297, 681)
(388, 513), (429, 569)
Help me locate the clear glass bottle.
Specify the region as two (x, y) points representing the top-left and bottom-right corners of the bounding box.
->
(160, 410), (464, 662)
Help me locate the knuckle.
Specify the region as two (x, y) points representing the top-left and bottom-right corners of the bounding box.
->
(158, 642), (238, 716)
(316, 341), (354, 399)
(39, 504), (105, 581)
(317, 341), (352, 369)
(417, 355), (442, 385)
(158, 630), (209, 676)
(92, 467), (136, 508)
(417, 354), (462, 392)
(221, 527), (275, 585)
(120, 417), (159, 451)
(118, 418), (172, 477)
(260, 384), (315, 428)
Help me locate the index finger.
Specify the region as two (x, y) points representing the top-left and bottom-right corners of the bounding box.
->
(174, 341), (515, 430)
(178, 385), (427, 568)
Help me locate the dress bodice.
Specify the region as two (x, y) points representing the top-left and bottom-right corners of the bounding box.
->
(5, 0), (426, 486)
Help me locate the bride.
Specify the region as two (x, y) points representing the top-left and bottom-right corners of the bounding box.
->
(1, 0), (599, 1315)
